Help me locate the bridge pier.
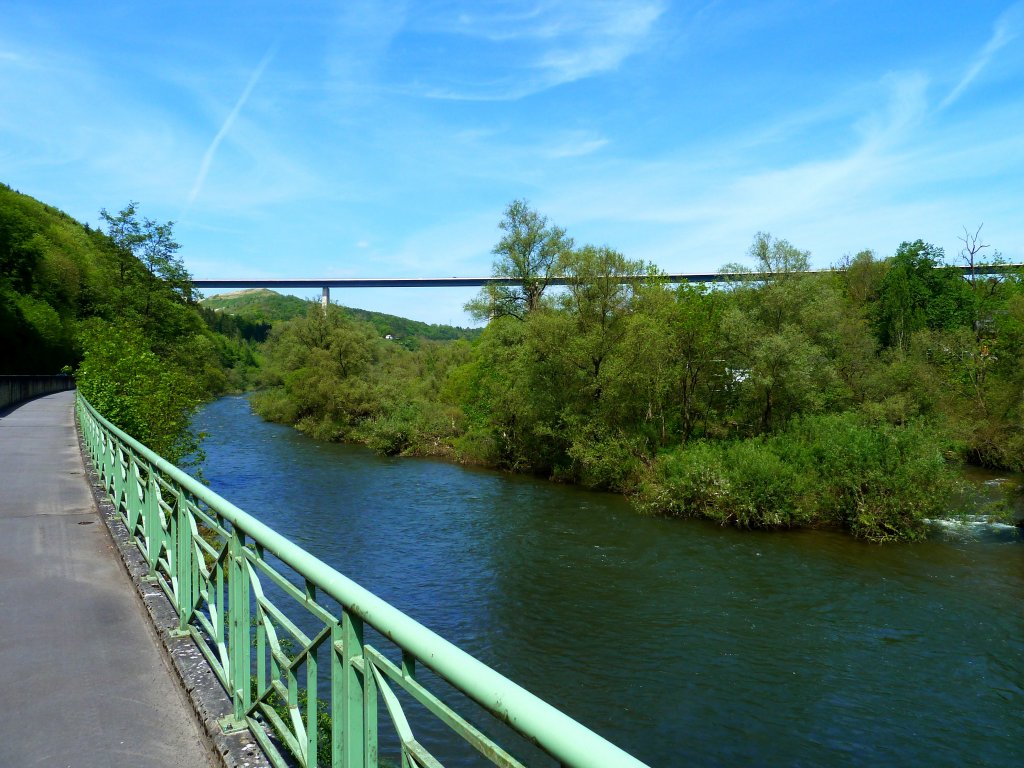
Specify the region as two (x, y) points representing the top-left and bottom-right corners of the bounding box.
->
(322, 285), (330, 310)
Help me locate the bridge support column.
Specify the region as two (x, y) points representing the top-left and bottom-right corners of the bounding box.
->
(321, 286), (330, 311)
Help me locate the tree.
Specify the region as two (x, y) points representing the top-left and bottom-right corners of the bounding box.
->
(99, 202), (146, 286)
(99, 202), (191, 300)
(838, 249), (889, 308)
(557, 246), (643, 411)
(664, 284), (726, 441)
(873, 240), (973, 350)
(140, 220), (189, 296)
(466, 200), (573, 321)
(723, 232), (810, 280)
(958, 224), (989, 287)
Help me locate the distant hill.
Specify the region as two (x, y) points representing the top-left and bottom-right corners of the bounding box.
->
(200, 288), (308, 323)
(200, 288), (481, 346)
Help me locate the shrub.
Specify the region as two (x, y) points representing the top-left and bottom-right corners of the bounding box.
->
(635, 412), (958, 541)
(566, 426), (647, 492)
(634, 441), (729, 518)
(719, 439), (815, 528)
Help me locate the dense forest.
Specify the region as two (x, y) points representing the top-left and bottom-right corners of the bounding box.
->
(252, 201), (1024, 541)
(4, 184), (1021, 540)
(0, 184), (256, 461)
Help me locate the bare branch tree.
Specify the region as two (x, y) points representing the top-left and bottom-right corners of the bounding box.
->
(958, 223), (989, 285)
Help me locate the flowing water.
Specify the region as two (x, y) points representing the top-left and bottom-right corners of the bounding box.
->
(193, 395), (1022, 767)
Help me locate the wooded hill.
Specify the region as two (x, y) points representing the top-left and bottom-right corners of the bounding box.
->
(201, 288), (481, 348)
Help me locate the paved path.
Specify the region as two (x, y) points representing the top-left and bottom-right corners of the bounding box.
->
(0, 391), (215, 768)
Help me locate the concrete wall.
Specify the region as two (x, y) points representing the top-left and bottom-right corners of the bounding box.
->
(0, 376), (75, 411)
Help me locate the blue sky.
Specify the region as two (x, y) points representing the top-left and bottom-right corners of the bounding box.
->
(2, 1), (1022, 325)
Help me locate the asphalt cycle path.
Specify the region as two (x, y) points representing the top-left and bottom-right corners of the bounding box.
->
(0, 390), (215, 768)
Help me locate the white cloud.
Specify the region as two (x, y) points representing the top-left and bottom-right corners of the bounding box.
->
(535, 68), (1023, 273)
(326, 0), (408, 93)
(397, 1), (667, 100)
(542, 132), (609, 158)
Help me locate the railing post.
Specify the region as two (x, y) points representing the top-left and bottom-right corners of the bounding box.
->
(147, 469), (163, 578)
(305, 581), (320, 768)
(400, 653), (415, 768)
(334, 610), (369, 768)
(112, 444), (126, 516)
(102, 432), (115, 497)
(130, 459), (152, 576)
(174, 488), (193, 631)
(227, 526), (251, 724)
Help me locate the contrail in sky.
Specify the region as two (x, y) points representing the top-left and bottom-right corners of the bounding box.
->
(939, 2), (1021, 110)
(187, 43), (278, 207)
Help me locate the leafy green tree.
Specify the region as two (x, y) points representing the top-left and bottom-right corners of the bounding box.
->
(99, 202), (146, 287)
(662, 284), (727, 441)
(723, 310), (827, 432)
(838, 249), (888, 308)
(873, 240), (974, 350)
(98, 202), (193, 323)
(466, 200), (573, 321)
(747, 231), (811, 276)
(722, 231), (810, 281)
(718, 235), (848, 432)
(556, 245), (648, 405)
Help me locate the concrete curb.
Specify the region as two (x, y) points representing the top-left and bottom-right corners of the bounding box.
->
(76, 423), (273, 768)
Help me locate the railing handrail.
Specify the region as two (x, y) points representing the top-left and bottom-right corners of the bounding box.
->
(77, 392), (649, 768)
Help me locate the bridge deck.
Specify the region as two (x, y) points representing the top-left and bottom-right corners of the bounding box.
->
(0, 391), (215, 768)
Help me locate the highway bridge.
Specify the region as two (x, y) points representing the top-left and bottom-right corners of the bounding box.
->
(192, 264), (1023, 306)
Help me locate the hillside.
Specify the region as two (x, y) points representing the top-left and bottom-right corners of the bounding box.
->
(0, 183), (263, 459)
(200, 288), (481, 346)
(0, 183), (132, 371)
(199, 288), (308, 323)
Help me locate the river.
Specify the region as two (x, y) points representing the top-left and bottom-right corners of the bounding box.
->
(192, 395), (1022, 767)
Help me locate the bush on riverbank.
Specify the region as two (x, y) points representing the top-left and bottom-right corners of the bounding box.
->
(634, 413), (958, 542)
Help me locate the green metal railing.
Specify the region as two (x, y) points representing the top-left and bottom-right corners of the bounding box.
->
(76, 393), (649, 768)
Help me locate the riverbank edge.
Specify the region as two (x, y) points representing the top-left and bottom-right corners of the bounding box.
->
(75, 419), (273, 768)
(244, 393), (1024, 541)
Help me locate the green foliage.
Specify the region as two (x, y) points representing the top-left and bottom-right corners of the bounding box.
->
(466, 199), (573, 321)
(873, 240), (975, 350)
(745, 231), (811, 276)
(634, 438), (815, 530)
(75, 320), (204, 463)
(252, 305), (470, 459)
(0, 184), (255, 464)
(790, 413), (956, 541)
(200, 289), (310, 323)
(238, 209), (1022, 542)
(637, 413), (956, 541)
(564, 422), (646, 492)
